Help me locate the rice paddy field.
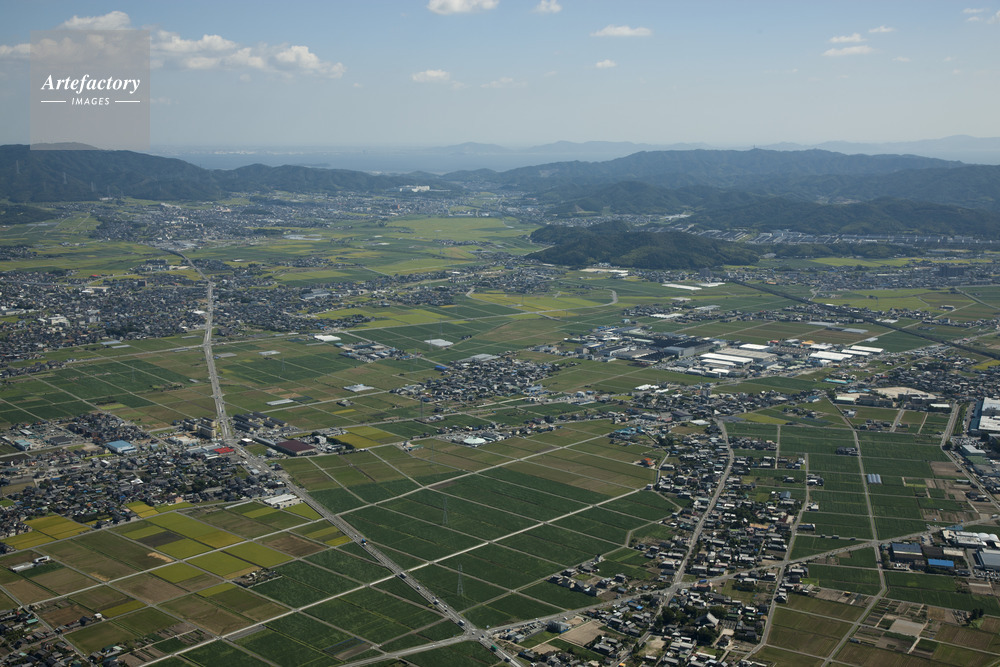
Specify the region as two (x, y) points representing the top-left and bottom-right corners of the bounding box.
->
(0, 416), (683, 664)
(0, 222), (979, 433)
(5, 212), (1000, 666)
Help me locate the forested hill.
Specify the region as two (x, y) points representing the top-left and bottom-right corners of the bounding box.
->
(448, 148), (1000, 214)
(686, 197), (1000, 237)
(0, 145), (446, 202)
(735, 164), (1000, 212)
(528, 221), (759, 269)
(449, 148), (963, 189)
(544, 180), (1000, 237)
(545, 181), (764, 216)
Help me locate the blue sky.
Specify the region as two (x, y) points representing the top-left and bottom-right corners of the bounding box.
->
(1, 0), (998, 147)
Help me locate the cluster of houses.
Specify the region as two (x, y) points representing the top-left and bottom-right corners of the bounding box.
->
(722, 260), (998, 298)
(546, 570), (618, 599)
(679, 476), (800, 579)
(0, 269), (207, 365)
(0, 608), (77, 663)
(663, 580), (771, 646)
(63, 413), (151, 449)
(0, 442), (286, 546)
(653, 435), (730, 506)
(501, 422), (806, 662)
(461, 264), (565, 295)
(398, 355), (555, 403)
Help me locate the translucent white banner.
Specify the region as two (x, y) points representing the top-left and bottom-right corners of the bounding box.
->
(30, 30), (149, 151)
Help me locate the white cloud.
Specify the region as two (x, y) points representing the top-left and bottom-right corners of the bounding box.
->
(226, 47), (268, 71)
(893, 56), (910, 62)
(823, 45), (874, 56)
(591, 25), (652, 37)
(155, 31), (238, 55)
(869, 25), (895, 33)
(274, 45), (345, 77)
(427, 0), (498, 15)
(595, 59), (617, 68)
(182, 56), (222, 70)
(57, 10), (132, 30)
(963, 8), (987, 13)
(481, 76), (524, 88)
(533, 0), (562, 13)
(412, 69), (452, 83)
(0, 10), (346, 78)
(967, 16), (982, 21)
(0, 43), (30, 59)
(148, 28), (343, 77)
(990, 10), (1000, 23)
(829, 33), (864, 43)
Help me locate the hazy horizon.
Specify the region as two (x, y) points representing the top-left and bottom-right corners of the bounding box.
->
(144, 135), (1000, 173)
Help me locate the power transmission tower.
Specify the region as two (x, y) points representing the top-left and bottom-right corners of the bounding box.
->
(456, 563), (464, 598)
(442, 496), (448, 526)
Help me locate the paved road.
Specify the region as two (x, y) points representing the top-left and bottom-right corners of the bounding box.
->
(200, 280), (234, 445)
(168, 248), (233, 445)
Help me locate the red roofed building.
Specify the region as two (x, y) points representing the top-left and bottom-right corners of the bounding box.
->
(213, 446), (235, 454)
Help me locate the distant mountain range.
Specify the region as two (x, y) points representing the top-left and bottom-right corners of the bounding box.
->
(157, 135), (1000, 172)
(762, 135), (1000, 164)
(0, 144), (447, 202)
(435, 135), (1000, 165)
(154, 140), (711, 173)
(448, 149), (964, 188)
(445, 149), (1000, 215)
(3, 142), (1000, 238)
